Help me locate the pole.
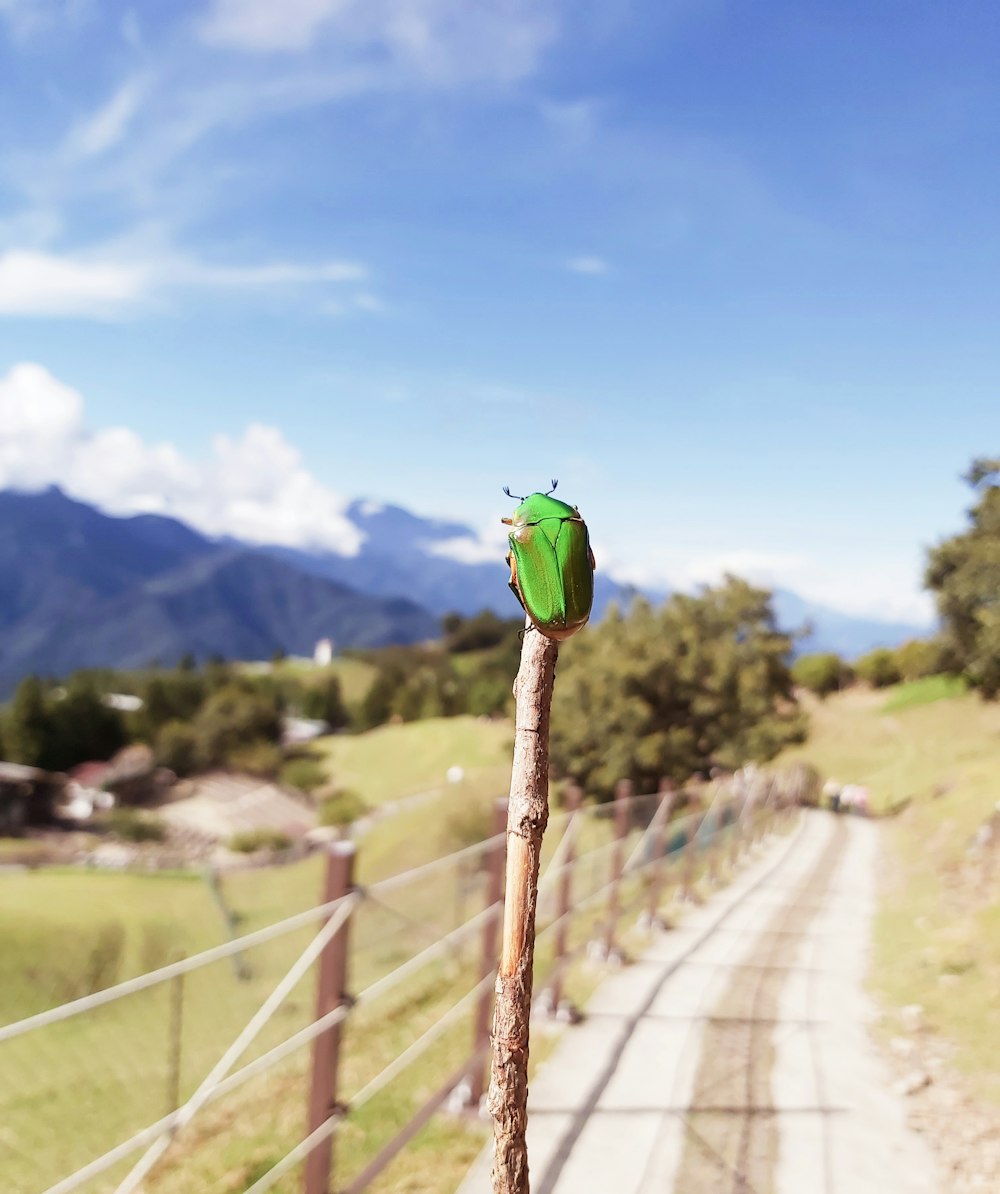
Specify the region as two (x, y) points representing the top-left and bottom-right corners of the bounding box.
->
(304, 841), (355, 1194)
(469, 799), (508, 1108)
(166, 970), (184, 1116)
(548, 784), (582, 1014)
(646, 779), (675, 927)
(487, 624), (559, 1194)
(602, 779), (632, 960)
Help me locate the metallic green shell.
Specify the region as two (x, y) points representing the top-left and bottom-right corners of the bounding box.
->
(506, 492), (594, 640)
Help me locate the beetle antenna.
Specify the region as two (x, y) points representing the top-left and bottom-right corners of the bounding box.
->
(503, 485), (525, 501)
(547, 479), (559, 495)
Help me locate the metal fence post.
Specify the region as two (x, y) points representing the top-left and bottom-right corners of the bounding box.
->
(548, 784), (582, 1015)
(304, 841), (356, 1194)
(468, 799), (507, 1109)
(645, 779), (675, 928)
(602, 779), (632, 961)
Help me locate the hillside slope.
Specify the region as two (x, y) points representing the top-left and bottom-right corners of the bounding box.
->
(780, 686), (1000, 1124)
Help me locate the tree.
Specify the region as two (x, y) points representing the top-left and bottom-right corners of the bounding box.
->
(853, 648), (901, 688)
(154, 720), (204, 777)
(193, 684), (282, 768)
(48, 677), (127, 771)
(4, 675), (126, 771)
(4, 676), (56, 768)
(926, 458), (1000, 695)
(791, 652), (849, 697)
(893, 638), (948, 683)
(302, 675), (349, 730)
(549, 577), (806, 798)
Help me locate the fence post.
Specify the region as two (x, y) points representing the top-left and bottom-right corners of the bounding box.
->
(166, 969), (184, 1115)
(548, 784), (582, 1015)
(644, 779), (675, 929)
(681, 787), (702, 903)
(602, 779), (632, 961)
(304, 840), (356, 1194)
(468, 799), (508, 1109)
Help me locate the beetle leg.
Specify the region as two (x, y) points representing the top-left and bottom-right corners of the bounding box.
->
(589, 545), (597, 571)
(507, 552), (527, 613)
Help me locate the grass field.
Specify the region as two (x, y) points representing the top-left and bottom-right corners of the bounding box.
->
(1, 710), (776, 1193)
(312, 715), (513, 809)
(779, 683), (1000, 1107)
(0, 714), (553, 1193)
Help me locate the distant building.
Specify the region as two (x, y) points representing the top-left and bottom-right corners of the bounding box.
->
(103, 693), (145, 713)
(314, 638), (334, 667)
(282, 716), (330, 747)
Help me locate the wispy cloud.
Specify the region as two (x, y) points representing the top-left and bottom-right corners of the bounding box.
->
(198, 0), (559, 85)
(0, 0), (91, 41)
(566, 255), (610, 275)
(64, 77), (149, 161)
(0, 248), (368, 317)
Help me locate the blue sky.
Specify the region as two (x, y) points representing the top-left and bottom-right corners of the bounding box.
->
(1, 1), (999, 622)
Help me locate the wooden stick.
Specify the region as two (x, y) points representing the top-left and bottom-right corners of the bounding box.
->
(487, 623), (560, 1194)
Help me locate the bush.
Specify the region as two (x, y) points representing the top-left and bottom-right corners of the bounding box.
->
(318, 788), (369, 827)
(194, 685), (282, 768)
(108, 808), (167, 843)
(301, 676), (349, 730)
(854, 647), (902, 688)
(229, 828), (294, 854)
(154, 720), (203, 777)
(791, 652), (849, 697)
(228, 740), (283, 777)
(281, 756), (328, 793)
(893, 638), (948, 683)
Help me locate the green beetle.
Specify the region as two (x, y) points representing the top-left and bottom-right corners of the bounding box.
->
(502, 480), (596, 641)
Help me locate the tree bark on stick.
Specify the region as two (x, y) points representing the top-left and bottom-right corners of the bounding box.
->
(487, 623), (560, 1194)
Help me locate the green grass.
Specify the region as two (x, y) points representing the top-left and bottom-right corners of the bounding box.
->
(881, 673), (968, 712)
(778, 685), (1000, 1107)
(0, 712), (751, 1193)
(312, 715), (513, 809)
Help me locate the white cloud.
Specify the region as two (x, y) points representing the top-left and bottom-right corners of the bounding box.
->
(0, 248), (368, 318)
(65, 78), (148, 161)
(427, 531), (507, 565)
(566, 255), (609, 275)
(0, 362), (363, 554)
(0, 250), (143, 316)
(614, 548), (934, 627)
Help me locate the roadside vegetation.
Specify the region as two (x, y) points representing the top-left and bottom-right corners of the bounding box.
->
(778, 685), (1000, 1108)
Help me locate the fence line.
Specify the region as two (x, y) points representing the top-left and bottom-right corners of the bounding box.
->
(19, 769), (800, 1194)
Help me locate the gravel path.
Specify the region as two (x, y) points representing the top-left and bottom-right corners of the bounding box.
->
(457, 811), (940, 1194)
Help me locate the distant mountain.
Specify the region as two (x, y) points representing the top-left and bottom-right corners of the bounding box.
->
(276, 500), (929, 656)
(772, 589), (927, 659)
(0, 488), (929, 692)
(0, 488), (437, 692)
(268, 499), (632, 620)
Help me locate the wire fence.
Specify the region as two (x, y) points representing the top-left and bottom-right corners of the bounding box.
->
(1, 766), (803, 1194)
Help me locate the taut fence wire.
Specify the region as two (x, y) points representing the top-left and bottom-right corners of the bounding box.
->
(1, 766), (805, 1194)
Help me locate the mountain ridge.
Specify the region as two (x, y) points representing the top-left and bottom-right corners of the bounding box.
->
(0, 487), (929, 691)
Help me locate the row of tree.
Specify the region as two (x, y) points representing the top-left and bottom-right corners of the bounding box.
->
(791, 637), (953, 697)
(0, 613), (521, 778)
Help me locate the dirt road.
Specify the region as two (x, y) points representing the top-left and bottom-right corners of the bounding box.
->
(458, 811), (939, 1193)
